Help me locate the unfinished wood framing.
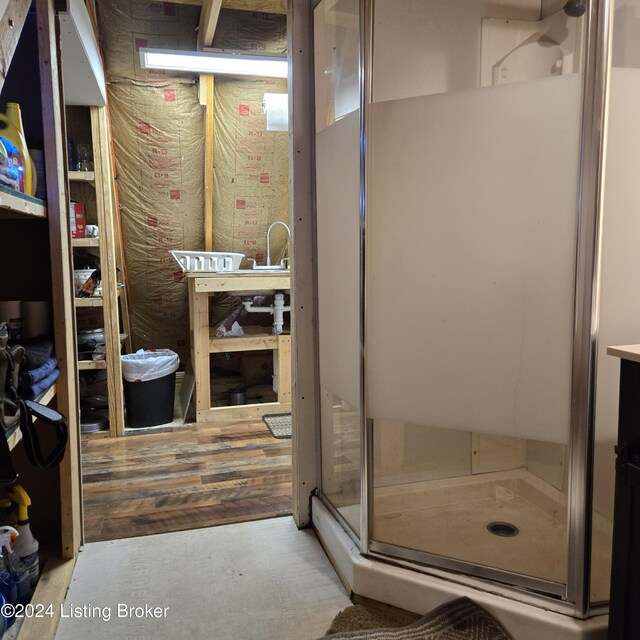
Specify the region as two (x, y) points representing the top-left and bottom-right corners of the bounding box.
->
(0, 1), (31, 96)
(91, 105), (126, 437)
(20, 556), (77, 640)
(222, 0), (287, 13)
(203, 74), (215, 251)
(188, 272), (292, 422)
(36, 0), (82, 561)
(198, 0), (223, 49)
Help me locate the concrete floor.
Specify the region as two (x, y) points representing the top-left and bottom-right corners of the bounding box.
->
(55, 517), (350, 640)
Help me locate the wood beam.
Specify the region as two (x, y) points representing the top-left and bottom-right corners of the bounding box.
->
(91, 106), (126, 437)
(198, 0), (223, 49)
(222, 0), (287, 14)
(203, 74), (215, 251)
(0, 0), (31, 96)
(36, 0), (82, 558)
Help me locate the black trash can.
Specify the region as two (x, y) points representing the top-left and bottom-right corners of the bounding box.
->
(121, 350), (179, 428)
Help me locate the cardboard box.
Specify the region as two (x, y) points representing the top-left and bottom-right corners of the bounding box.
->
(71, 202), (86, 238)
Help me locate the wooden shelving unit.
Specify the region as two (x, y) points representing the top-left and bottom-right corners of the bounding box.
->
(0, 1), (98, 637)
(69, 107), (129, 437)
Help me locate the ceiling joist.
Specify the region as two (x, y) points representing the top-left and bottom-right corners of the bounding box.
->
(167, 0), (287, 13)
(198, 0), (223, 49)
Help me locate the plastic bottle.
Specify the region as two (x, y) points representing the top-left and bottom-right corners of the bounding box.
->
(0, 536), (16, 629)
(0, 592), (7, 638)
(0, 527), (29, 606)
(7, 487), (38, 588)
(0, 103), (34, 195)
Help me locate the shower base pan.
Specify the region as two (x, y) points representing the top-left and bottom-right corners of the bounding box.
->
(313, 471), (610, 640)
(371, 468), (612, 602)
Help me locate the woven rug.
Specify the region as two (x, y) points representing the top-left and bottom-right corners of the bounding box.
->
(320, 598), (513, 640)
(262, 413), (292, 439)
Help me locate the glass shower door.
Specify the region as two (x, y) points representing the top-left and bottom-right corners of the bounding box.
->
(314, 0), (362, 534)
(365, 0), (586, 595)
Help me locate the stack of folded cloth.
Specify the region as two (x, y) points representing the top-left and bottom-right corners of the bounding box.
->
(19, 338), (60, 400)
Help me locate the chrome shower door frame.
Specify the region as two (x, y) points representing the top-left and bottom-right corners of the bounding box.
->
(355, 0), (614, 619)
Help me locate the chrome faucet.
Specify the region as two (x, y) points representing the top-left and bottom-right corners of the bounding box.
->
(266, 220), (291, 266)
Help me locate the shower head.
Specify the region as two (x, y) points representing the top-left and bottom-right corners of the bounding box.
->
(563, 0), (587, 17)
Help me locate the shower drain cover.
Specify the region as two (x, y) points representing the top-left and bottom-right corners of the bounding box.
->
(487, 521), (519, 537)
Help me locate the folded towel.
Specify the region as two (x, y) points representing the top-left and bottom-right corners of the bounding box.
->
(24, 368), (60, 401)
(22, 338), (54, 370)
(20, 356), (58, 389)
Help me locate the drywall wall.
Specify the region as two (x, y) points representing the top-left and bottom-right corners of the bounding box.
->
(372, 0), (484, 102)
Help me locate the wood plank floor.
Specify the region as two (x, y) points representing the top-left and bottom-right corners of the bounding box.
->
(81, 418), (292, 542)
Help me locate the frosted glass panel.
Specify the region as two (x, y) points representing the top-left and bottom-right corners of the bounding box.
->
(314, 0), (359, 132)
(314, 0), (361, 534)
(316, 111), (360, 411)
(366, 75), (581, 444)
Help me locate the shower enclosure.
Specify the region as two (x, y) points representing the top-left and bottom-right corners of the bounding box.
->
(312, 0), (640, 623)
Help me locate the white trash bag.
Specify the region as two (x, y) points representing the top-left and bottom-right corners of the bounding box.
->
(121, 349), (180, 383)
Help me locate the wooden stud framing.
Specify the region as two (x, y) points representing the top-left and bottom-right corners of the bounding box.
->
(20, 557), (77, 640)
(0, 1), (31, 96)
(36, 0), (82, 559)
(193, 272), (290, 293)
(277, 334), (292, 404)
(203, 75), (215, 251)
(91, 106), (125, 437)
(198, 0), (223, 49)
(189, 275), (212, 416)
(222, 0), (286, 13)
(188, 273), (292, 422)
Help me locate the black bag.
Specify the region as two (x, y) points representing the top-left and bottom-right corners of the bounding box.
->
(0, 323), (68, 483)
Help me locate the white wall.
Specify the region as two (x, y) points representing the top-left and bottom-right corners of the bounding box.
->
(372, 0), (484, 102)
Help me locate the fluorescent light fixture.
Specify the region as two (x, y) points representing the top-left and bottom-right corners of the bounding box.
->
(139, 48), (288, 78)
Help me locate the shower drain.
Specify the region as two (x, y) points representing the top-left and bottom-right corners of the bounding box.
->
(487, 521), (519, 537)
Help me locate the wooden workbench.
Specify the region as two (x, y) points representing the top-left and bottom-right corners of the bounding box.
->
(188, 272), (292, 422)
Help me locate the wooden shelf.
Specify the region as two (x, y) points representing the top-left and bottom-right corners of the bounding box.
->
(78, 360), (107, 370)
(36, 382), (58, 406)
(209, 326), (283, 353)
(6, 423), (22, 452)
(68, 170), (95, 183)
(75, 296), (103, 307)
(74, 288), (122, 307)
(71, 237), (100, 247)
(4, 382), (57, 452)
(0, 185), (46, 219)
